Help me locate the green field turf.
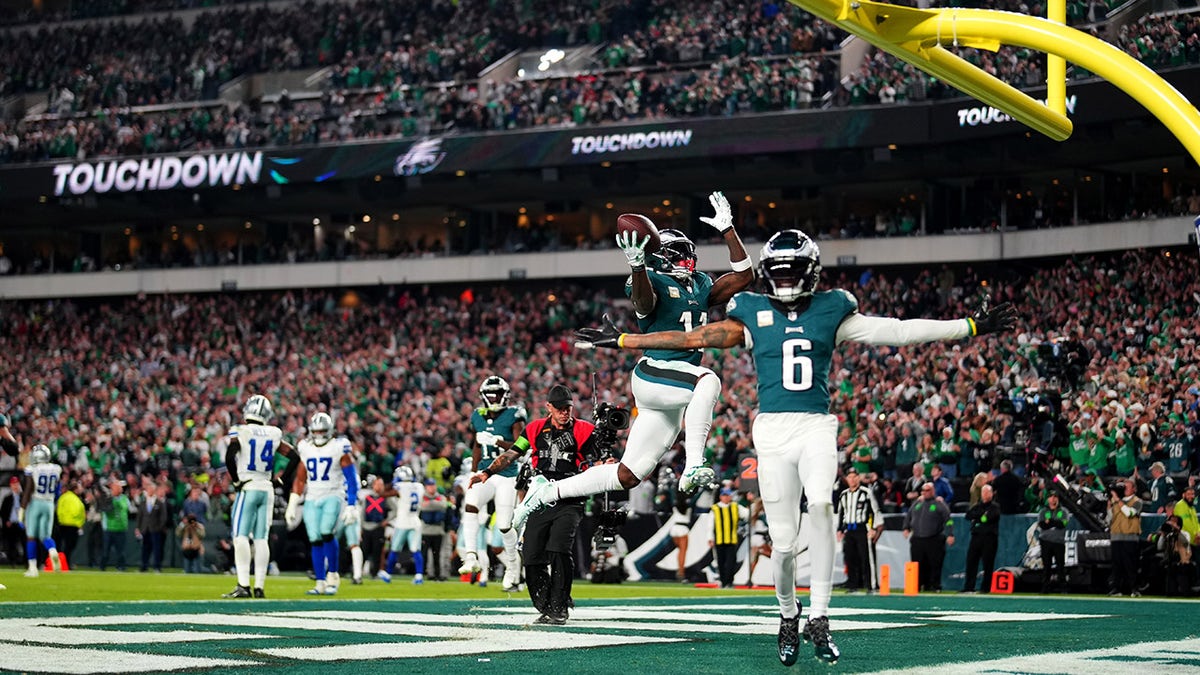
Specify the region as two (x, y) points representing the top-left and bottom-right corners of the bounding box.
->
(2, 569), (1199, 675)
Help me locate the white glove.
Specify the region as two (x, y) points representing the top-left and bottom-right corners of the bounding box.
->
(476, 431), (501, 447)
(341, 507), (360, 526)
(698, 190), (733, 233)
(284, 493), (302, 530)
(615, 230), (649, 270)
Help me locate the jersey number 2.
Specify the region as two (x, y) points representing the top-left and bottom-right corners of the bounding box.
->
(782, 338), (814, 391)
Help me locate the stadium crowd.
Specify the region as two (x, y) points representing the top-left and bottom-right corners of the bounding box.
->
(2, 0), (1197, 164)
(0, 246), (1197, 577)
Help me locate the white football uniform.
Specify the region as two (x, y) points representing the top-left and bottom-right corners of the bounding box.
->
(228, 423), (285, 490)
(299, 436), (353, 540)
(389, 480), (423, 553)
(24, 463), (62, 541)
(298, 437), (351, 499)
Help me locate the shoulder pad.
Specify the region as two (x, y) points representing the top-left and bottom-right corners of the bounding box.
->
(513, 406), (528, 421)
(834, 288), (859, 310)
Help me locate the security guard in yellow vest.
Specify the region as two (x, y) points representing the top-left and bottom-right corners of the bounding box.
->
(710, 488), (742, 588)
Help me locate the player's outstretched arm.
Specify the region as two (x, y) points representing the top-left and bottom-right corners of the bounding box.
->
(577, 318), (745, 351)
(700, 191), (754, 306)
(836, 302), (1018, 346)
(616, 231), (657, 316)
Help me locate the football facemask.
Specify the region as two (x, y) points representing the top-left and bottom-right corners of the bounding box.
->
(31, 444), (52, 465)
(394, 466), (415, 484)
(656, 229), (697, 279)
(479, 376), (510, 412)
(309, 412), (333, 446)
(759, 229), (821, 303)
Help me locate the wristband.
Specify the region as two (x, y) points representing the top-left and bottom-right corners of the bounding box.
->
(730, 257), (753, 272)
(483, 466), (495, 478)
(618, 334), (626, 348)
(630, 263), (645, 272)
(966, 317), (978, 337)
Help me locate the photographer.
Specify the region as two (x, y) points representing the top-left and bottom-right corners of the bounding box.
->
(1108, 478), (1143, 597)
(469, 384), (608, 625)
(177, 512), (206, 573)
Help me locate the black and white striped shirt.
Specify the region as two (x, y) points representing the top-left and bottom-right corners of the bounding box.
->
(837, 487), (882, 532)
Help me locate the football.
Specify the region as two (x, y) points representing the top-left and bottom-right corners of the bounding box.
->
(616, 213), (662, 254)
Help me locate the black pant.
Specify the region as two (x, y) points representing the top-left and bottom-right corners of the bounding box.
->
(102, 530), (126, 570)
(910, 535), (946, 591)
(524, 502), (583, 619)
(963, 533), (998, 592)
(361, 526), (384, 576)
(422, 534), (444, 579)
(55, 524), (80, 566)
(140, 531), (164, 571)
(85, 522), (105, 567)
(842, 528), (871, 590)
(714, 543), (738, 587)
(1041, 540), (1065, 592)
(1111, 539), (1140, 595)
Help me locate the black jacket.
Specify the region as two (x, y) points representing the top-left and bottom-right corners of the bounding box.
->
(966, 500), (1001, 537)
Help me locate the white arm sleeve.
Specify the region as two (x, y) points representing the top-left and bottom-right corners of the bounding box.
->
(835, 312), (971, 346)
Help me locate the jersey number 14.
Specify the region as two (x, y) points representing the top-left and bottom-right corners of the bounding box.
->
(245, 439), (275, 471)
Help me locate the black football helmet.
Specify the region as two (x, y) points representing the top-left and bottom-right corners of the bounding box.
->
(479, 375), (511, 412)
(655, 229), (697, 279)
(759, 229), (821, 303)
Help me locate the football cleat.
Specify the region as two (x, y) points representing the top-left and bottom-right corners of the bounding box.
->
(352, 577), (363, 585)
(778, 602), (802, 667)
(457, 552), (481, 576)
(23, 568), (38, 578)
(679, 465), (717, 495)
(512, 475), (556, 530)
(253, 587), (265, 599)
(378, 570), (392, 583)
(801, 616), (840, 664)
(223, 585), (251, 599)
(325, 573), (340, 594)
(413, 574), (424, 585)
(305, 581), (327, 596)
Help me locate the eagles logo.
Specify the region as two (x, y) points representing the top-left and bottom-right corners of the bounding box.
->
(394, 139), (447, 176)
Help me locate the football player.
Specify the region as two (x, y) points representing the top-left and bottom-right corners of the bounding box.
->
(574, 229), (1017, 666)
(286, 411), (358, 596)
(222, 395), (296, 599)
(21, 445), (62, 577)
(378, 466), (424, 584)
(514, 192), (753, 530)
(459, 376), (527, 591)
(336, 476), (366, 585)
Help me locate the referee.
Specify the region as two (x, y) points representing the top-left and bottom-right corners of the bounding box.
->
(836, 467), (884, 593)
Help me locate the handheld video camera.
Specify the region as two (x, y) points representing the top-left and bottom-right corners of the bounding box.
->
(591, 401), (630, 460)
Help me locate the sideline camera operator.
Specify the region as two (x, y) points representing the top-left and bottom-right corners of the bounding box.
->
(469, 384), (610, 625)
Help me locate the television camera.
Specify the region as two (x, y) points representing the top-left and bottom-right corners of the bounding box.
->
(589, 385), (631, 551)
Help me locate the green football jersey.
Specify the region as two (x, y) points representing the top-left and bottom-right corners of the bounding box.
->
(725, 289), (857, 414)
(626, 267), (714, 366)
(470, 405), (527, 477)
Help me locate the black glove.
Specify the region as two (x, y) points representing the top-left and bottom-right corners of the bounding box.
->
(971, 302), (1017, 336)
(574, 314), (622, 350)
(231, 479), (248, 492)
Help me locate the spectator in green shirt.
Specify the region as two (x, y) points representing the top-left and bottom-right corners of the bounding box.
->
(100, 479), (130, 572)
